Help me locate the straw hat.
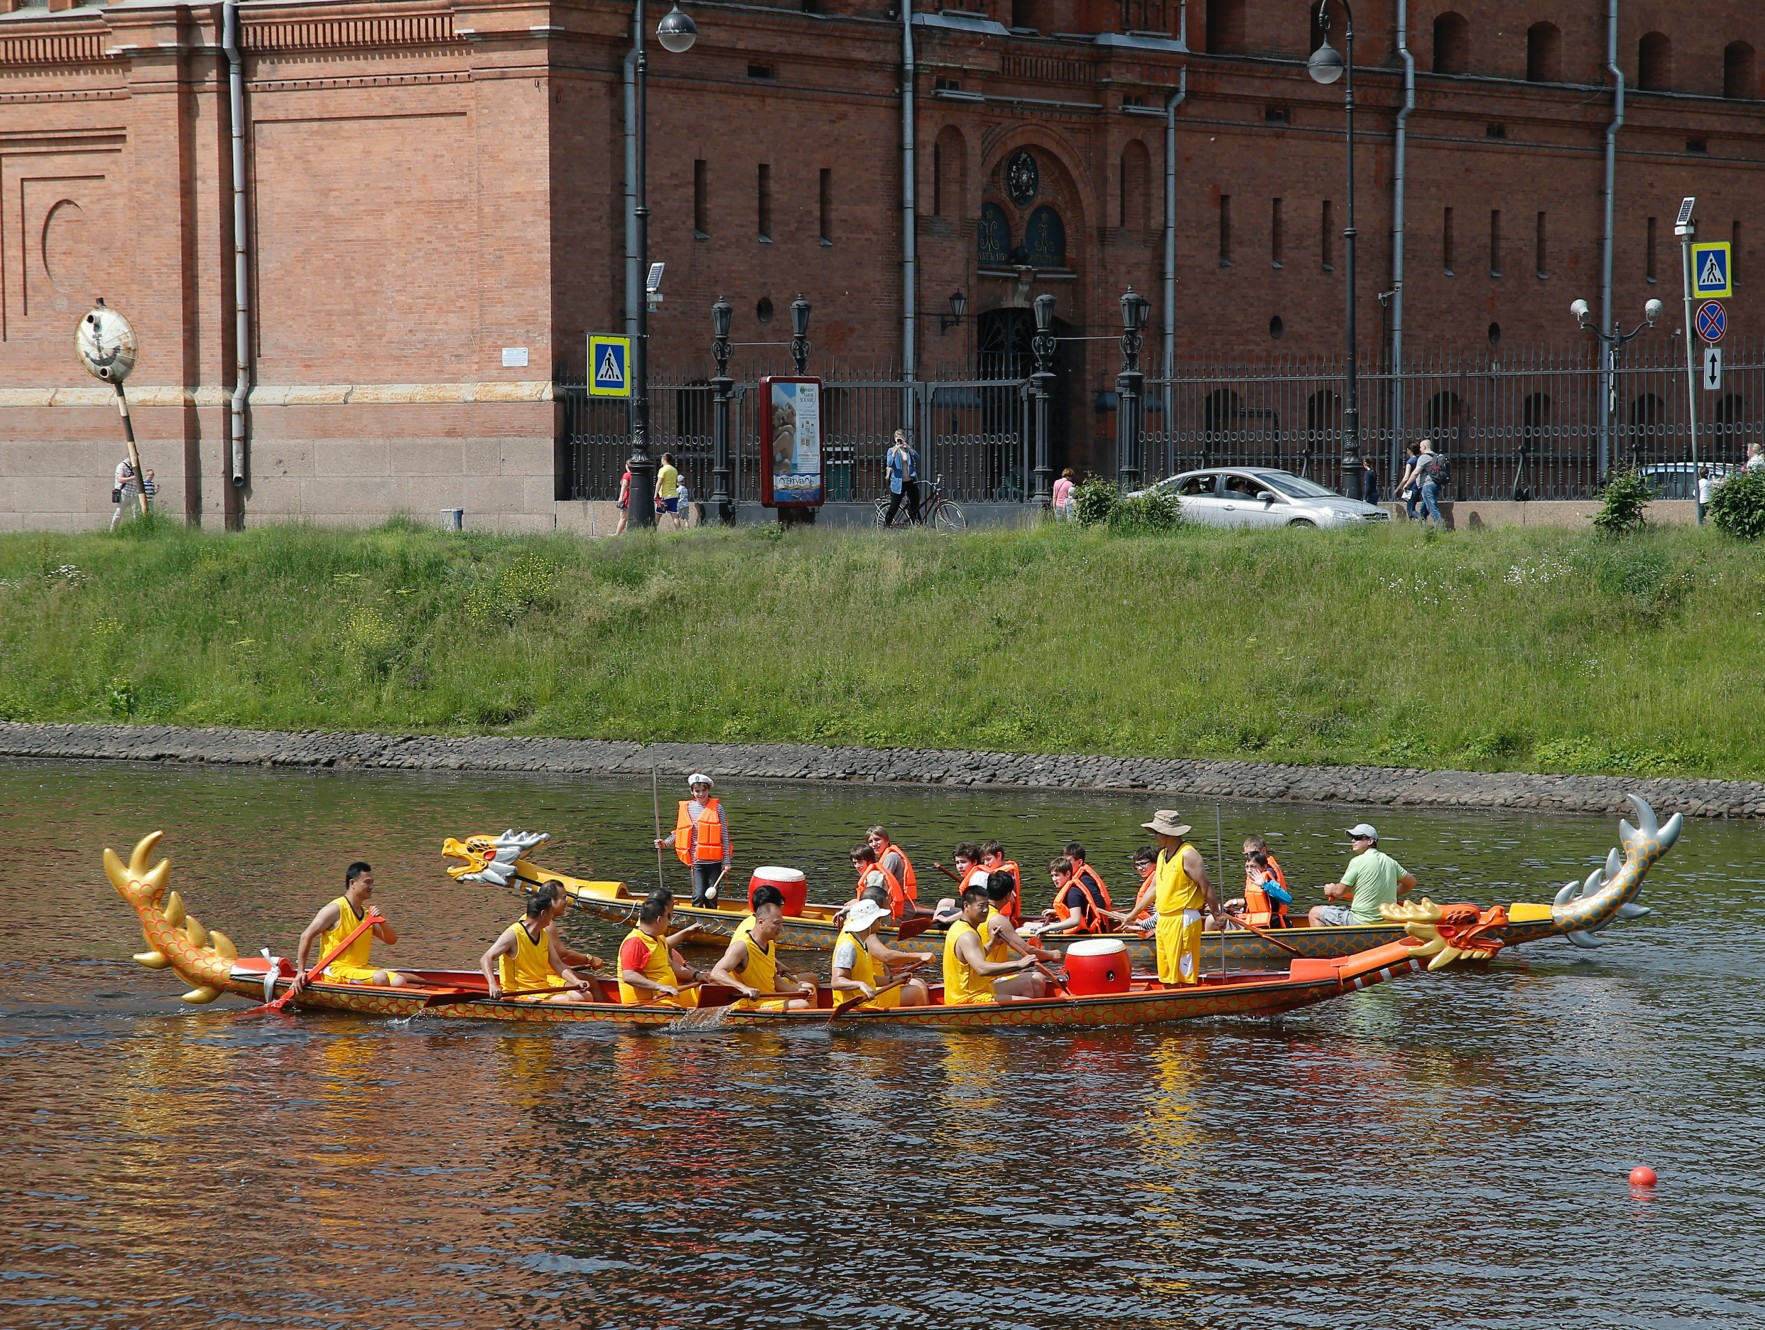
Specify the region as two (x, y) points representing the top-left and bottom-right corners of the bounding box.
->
(1140, 810), (1192, 838)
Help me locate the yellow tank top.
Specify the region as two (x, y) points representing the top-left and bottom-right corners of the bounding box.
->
(619, 927), (674, 1004)
(983, 907), (1014, 964)
(1155, 843), (1207, 914)
(834, 927), (879, 990)
(739, 929), (778, 994)
(497, 918), (558, 992)
(319, 896), (373, 973)
(943, 919), (996, 1005)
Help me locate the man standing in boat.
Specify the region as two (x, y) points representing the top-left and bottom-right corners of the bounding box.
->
(707, 885), (816, 1010)
(656, 773), (731, 906)
(481, 893), (596, 1002)
(288, 861), (406, 995)
(618, 888), (708, 1007)
(943, 884), (1041, 1005)
(1143, 812), (1219, 985)
(1307, 824), (1418, 928)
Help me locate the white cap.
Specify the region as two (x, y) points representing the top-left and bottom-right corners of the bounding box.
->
(1347, 823), (1379, 840)
(688, 773), (714, 787)
(845, 899), (890, 933)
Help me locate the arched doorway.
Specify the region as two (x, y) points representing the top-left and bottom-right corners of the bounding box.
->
(975, 306), (1077, 480)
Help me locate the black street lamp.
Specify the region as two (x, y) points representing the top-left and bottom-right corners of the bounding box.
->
(1309, 0), (1359, 498)
(628, 0), (698, 530)
(710, 295), (733, 523)
(1030, 293), (1057, 505)
(1116, 286), (1150, 491)
(1572, 296), (1662, 476)
(939, 290), (968, 334)
(790, 293), (812, 374)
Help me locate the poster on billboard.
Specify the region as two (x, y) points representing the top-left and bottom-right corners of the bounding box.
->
(760, 376), (824, 506)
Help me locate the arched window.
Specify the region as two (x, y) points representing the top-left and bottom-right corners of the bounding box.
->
(1024, 206), (1067, 268)
(1725, 42), (1756, 100)
(1433, 12), (1469, 75)
(977, 203), (1011, 266)
(934, 126), (966, 219)
(1119, 140), (1151, 231)
(1205, 0), (1244, 55)
(1638, 32), (1671, 91)
(1526, 22), (1561, 82)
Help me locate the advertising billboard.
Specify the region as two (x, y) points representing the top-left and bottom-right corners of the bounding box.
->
(760, 376), (824, 507)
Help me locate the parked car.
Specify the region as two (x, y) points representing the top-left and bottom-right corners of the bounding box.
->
(1131, 467), (1392, 529)
(1636, 462), (1737, 500)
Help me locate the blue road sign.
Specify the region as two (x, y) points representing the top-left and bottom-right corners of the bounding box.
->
(1691, 242), (1733, 299)
(588, 335), (631, 398)
(1696, 300), (1727, 344)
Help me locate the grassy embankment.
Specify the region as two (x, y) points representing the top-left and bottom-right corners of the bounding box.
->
(1, 514), (1761, 779)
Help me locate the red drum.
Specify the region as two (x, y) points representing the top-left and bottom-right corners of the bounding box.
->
(1063, 938), (1131, 996)
(749, 866), (808, 918)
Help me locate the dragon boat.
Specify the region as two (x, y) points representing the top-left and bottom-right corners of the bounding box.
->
(104, 809), (1681, 1030)
(441, 796), (1673, 967)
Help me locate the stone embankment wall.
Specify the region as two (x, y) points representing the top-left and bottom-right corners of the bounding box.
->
(3, 723), (1762, 820)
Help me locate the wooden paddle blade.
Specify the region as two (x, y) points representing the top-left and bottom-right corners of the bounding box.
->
(895, 914), (936, 943)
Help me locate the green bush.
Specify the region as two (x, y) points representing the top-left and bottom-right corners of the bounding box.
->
(1107, 489), (1182, 535)
(1071, 476), (1120, 527)
(1708, 469), (1765, 540)
(1592, 468), (1652, 537)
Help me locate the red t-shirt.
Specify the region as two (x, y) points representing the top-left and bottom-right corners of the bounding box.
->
(619, 934), (657, 974)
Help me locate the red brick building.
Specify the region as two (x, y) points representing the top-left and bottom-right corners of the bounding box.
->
(2, 0), (1760, 527)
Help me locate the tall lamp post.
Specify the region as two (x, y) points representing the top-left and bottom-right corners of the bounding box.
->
(710, 295), (733, 524)
(790, 293), (812, 374)
(1308, 0), (1360, 498)
(1116, 286), (1149, 491)
(628, 1), (698, 530)
(1572, 296), (1662, 474)
(1030, 293), (1057, 505)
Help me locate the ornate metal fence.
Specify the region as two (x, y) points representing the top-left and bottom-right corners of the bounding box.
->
(561, 369), (1030, 504)
(1143, 341), (1765, 500)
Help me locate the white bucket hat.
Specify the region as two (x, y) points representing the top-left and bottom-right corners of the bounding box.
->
(845, 898), (890, 934)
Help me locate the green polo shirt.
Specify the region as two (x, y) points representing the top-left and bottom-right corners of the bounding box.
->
(1342, 848), (1407, 925)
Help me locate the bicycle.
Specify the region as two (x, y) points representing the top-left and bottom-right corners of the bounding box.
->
(874, 474), (967, 531)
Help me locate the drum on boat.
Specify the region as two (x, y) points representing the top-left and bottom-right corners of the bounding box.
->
(749, 866), (808, 917)
(1063, 937), (1131, 996)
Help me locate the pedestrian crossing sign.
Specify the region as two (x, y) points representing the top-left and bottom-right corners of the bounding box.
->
(588, 335), (631, 397)
(1691, 242), (1733, 299)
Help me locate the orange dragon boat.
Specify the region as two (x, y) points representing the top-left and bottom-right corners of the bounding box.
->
(108, 800), (1679, 1030)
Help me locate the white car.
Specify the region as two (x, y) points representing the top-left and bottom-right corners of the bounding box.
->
(1135, 467), (1392, 529)
(1636, 462), (1737, 500)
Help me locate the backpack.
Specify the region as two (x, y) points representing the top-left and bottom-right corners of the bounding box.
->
(1425, 453), (1452, 488)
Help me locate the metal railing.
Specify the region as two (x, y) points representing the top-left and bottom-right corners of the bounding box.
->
(561, 341), (1762, 505)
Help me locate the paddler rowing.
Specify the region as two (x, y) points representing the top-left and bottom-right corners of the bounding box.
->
(288, 861), (406, 997)
(830, 898), (934, 1009)
(480, 890), (600, 1002)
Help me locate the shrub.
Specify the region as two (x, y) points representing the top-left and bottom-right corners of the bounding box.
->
(1107, 489), (1182, 535)
(1708, 469), (1765, 540)
(1071, 477), (1121, 527)
(1592, 468), (1652, 537)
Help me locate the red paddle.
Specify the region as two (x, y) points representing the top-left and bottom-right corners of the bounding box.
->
(1223, 911), (1305, 957)
(893, 914), (937, 944)
(241, 910), (384, 1015)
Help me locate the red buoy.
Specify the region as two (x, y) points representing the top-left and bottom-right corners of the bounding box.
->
(1629, 1166), (1657, 1188)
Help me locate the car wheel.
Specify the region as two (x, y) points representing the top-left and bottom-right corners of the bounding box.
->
(1287, 518), (1317, 528)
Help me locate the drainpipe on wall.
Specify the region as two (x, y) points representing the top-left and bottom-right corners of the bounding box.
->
(1161, 0), (1186, 389)
(902, 0), (917, 402)
(624, 41), (639, 341)
(1388, 0), (1414, 481)
(223, 1), (251, 503)
(1599, 0), (1624, 479)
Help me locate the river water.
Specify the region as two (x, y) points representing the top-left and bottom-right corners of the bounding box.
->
(1, 758), (1760, 1329)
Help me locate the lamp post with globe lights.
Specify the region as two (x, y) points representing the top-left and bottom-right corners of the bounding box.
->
(1572, 296), (1662, 478)
(627, 2), (698, 530)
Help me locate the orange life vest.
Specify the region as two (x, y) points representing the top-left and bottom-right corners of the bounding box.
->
(1051, 878), (1106, 934)
(673, 798), (726, 866)
(875, 840), (919, 905)
(983, 860), (1023, 925)
(1243, 854), (1290, 928)
(1071, 860), (1112, 911)
(853, 861), (909, 920)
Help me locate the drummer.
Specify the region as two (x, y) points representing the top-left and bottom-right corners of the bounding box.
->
(708, 885), (817, 1010)
(481, 893), (594, 1002)
(288, 861), (406, 996)
(830, 898), (934, 1009)
(943, 885), (1042, 1004)
(617, 888), (707, 1007)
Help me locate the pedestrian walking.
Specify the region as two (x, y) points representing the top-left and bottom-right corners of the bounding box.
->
(1361, 457), (1379, 506)
(615, 465), (631, 535)
(1052, 467), (1077, 521)
(110, 457), (139, 531)
(1396, 442), (1423, 520)
(1697, 465), (1714, 524)
(883, 429), (921, 527)
(1416, 438), (1449, 527)
(655, 452), (681, 531)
